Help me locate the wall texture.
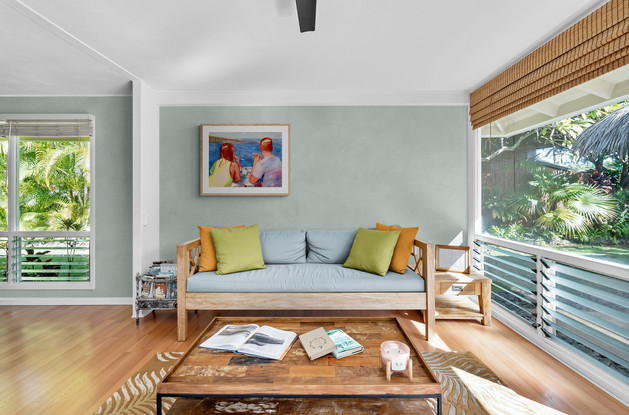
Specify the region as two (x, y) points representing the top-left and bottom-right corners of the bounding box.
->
(0, 97), (132, 298)
(160, 106), (469, 260)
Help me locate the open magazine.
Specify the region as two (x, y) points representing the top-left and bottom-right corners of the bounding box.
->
(199, 324), (297, 360)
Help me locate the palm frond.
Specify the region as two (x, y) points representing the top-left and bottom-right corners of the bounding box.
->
(573, 104), (629, 159)
(536, 209), (589, 237)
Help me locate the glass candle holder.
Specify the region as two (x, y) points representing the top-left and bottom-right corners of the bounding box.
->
(380, 340), (410, 371)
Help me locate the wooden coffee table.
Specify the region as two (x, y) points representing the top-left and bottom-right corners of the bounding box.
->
(157, 316), (442, 414)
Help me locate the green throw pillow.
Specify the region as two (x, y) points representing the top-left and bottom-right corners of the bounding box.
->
(210, 224), (266, 275)
(343, 228), (401, 276)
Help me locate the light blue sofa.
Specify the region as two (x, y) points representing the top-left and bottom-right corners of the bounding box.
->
(176, 229), (435, 341)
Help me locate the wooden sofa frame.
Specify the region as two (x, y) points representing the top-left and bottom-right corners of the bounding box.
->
(176, 238), (435, 342)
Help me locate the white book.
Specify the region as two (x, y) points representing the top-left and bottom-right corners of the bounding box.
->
(199, 324), (297, 360)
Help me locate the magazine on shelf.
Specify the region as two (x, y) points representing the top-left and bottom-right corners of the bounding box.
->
(327, 328), (364, 359)
(299, 327), (337, 360)
(199, 324), (297, 360)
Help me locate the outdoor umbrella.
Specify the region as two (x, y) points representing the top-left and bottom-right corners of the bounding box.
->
(573, 104), (629, 188)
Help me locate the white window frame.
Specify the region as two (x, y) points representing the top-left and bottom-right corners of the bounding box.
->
(0, 114), (95, 290)
(469, 110), (629, 405)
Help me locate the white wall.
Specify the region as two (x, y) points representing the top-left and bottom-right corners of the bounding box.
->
(132, 81), (160, 314)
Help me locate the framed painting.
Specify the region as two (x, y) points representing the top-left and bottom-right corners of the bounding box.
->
(200, 124), (290, 196)
(435, 245), (470, 273)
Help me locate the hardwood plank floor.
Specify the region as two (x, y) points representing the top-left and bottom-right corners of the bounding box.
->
(0, 306), (626, 414)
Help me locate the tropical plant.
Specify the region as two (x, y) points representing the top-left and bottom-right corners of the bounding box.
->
(18, 140), (90, 231)
(508, 165), (617, 238)
(0, 141), (7, 230)
(573, 104), (629, 188)
(483, 101), (628, 175)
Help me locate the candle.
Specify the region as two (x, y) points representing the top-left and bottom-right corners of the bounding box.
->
(380, 341), (410, 371)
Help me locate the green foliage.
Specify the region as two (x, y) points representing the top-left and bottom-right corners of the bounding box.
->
(483, 100), (629, 253)
(0, 139), (90, 232)
(19, 140), (90, 231)
(483, 164), (619, 240)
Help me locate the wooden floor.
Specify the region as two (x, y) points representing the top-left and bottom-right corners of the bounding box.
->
(0, 306), (626, 415)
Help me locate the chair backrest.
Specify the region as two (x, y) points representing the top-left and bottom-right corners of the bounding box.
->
(435, 245), (470, 274)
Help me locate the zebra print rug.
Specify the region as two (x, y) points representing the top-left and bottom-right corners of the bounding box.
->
(94, 351), (563, 415)
(93, 352), (183, 415)
(421, 351), (565, 415)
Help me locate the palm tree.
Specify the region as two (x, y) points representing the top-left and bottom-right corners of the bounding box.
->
(19, 140), (90, 231)
(573, 104), (629, 189)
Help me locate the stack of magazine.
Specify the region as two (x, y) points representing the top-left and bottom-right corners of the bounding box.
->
(199, 324), (297, 360)
(299, 327), (363, 360)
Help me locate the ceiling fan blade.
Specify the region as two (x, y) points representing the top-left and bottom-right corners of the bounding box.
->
(296, 0), (316, 32)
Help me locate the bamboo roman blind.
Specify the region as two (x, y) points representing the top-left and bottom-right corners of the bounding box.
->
(470, 0), (629, 130)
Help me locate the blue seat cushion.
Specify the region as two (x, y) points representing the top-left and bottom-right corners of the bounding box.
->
(186, 263), (425, 293)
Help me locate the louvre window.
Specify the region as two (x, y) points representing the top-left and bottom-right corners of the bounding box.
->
(474, 242), (537, 326)
(541, 259), (629, 381)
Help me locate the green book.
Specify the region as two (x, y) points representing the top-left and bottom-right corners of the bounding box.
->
(327, 328), (364, 359)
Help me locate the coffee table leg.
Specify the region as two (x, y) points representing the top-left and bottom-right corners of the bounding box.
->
(156, 393), (162, 414)
(436, 395), (442, 415)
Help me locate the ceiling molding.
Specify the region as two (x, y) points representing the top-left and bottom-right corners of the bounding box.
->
(0, 0), (138, 81)
(155, 90), (469, 107)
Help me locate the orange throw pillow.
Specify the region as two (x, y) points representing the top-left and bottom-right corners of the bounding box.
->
(376, 223), (419, 274)
(198, 225), (245, 272)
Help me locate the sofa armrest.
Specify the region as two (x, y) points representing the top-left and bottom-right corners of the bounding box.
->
(177, 237), (201, 341)
(411, 239), (436, 340)
(177, 238), (201, 286)
(410, 239), (434, 280)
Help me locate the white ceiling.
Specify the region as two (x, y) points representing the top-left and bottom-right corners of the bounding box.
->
(0, 0), (609, 97)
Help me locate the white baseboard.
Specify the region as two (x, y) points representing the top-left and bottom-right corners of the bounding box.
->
(492, 303), (629, 408)
(0, 297), (133, 305)
(133, 309), (153, 319)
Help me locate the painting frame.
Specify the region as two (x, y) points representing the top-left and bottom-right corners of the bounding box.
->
(200, 124), (290, 196)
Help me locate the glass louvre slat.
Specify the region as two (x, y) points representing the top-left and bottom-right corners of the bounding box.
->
(542, 328), (629, 382)
(542, 259), (629, 290)
(542, 308), (629, 360)
(542, 295), (629, 340)
(21, 269), (88, 274)
(474, 241), (536, 263)
(481, 254), (537, 280)
(13, 236), (90, 282)
(474, 240), (537, 326)
(482, 262), (537, 290)
(474, 248), (537, 275)
(21, 261), (89, 265)
(484, 269), (538, 301)
(542, 283), (628, 322)
(541, 259), (629, 381)
(541, 271), (629, 308)
(17, 246), (89, 250)
(543, 319), (629, 372)
(494, 294), (537, 320)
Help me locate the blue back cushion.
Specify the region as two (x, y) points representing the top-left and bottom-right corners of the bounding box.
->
(306, 230), (357, 264)
(259, 229), (307, 263)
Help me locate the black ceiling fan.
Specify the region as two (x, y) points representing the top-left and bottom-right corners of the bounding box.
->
(296, 0), (316, 32)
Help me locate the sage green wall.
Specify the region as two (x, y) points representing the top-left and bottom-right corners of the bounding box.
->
(0, 97), (132, 298)
(160, 106), (468, 260)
